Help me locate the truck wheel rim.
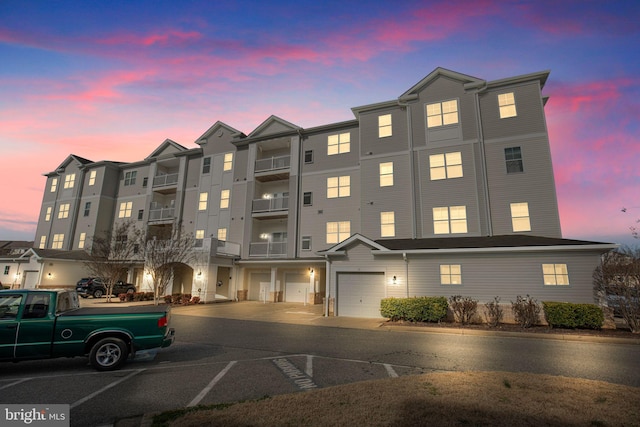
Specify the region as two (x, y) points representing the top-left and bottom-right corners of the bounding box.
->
(96, 343), (121, 367)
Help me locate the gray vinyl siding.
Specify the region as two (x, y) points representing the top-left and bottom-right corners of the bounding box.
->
(359, 108), (408, 157)
(301, 126), (360, 174)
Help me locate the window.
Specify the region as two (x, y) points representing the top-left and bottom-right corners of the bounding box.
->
(380, 211), (395, 237)
(505, 147), (524, 173)
(426, 100), (459, 128)
(202, 157), (211, 174)
(429, 152), (463, 180)
(378, 114), (392, 138)
(124, 171), (137, 186)
(511, 202), (531, 232)
(379, 162), (394, 187)
(39, 236), (46, 249)
(440, 265), (462, 285)
(0, 294), (22, 319)
(327, 133), (350, 155)
(302, 236), (312, 251)
(78, 232), (86, 249)
(303, 192), (313, 206)
(217, 228), (227, 241)
(88, 170), (96, 186)
(433, 206), (467, 234)
(58, 203), (70, 219)
(220, 190), (230, 209)
(23, 293), (50, 319)
(223, 153), (233, 171)
(498, 92), (517, 118)
(543, 264), (569, 285)
(50, 178), (57, 192)
(142, 177), (148, 187)
(84, 202), (91, 217)
(4, 266), (9, 275)
(52, 234), (64, 249)
(199, 193), (208, 211)
(327, 176), (350, 198)
(326, 221), (350, 244)
(137, 209), (144, 220)
(64, 174), (75, 189)
(304, 150), (314, 164)
(45, 207), (52, 221)
(195, 229), (205, 247)
(118, 201), (132, 218)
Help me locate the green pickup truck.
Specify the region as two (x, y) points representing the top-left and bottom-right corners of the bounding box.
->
(0, 289), (175, 371)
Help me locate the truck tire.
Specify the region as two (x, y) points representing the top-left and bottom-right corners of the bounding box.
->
(93, 289), (104, 298)
(89, 337), (128, 371)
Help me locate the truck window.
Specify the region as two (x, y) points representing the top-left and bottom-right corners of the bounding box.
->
(22, 294), (51, 319)
(0, 294), (23, 319)
(56, 292), (79, 313)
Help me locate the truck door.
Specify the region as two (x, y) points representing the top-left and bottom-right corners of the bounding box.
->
(14, 293), (56, 359)
(0, 293), (23, 359)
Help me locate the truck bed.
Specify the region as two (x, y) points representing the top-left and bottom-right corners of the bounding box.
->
(60, 305), (169, 316)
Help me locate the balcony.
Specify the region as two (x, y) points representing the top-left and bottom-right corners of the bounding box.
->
(249, 242), (287, 258)
(252, 197), (289, 219)
(194, 238), (241, 257)
(152, 173), (179, 193)
(255, 155), (290, 182)
(148, 206), (175, 222)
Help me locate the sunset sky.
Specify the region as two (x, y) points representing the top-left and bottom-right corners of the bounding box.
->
(1, 0), (638, 245)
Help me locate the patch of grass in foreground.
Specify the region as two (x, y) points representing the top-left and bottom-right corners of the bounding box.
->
(155, 372), (640, 427)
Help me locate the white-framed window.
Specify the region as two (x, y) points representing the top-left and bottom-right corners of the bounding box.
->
(45, 207), (52, 221)
(50, 178), (57, 192)
(198, 193), (208, 211)
(118, 201), (132, 218)
(137, 209), (144, 220)
(78, 232), (86, 249)
(88, 170), (96, 186)
(505, 147), (524, 173)
(202, 157), (211, 174)
(543, 264), (569, 285)
(378, 114), (392, 138)
(326, 221), (351, 244)
(302, 236), (312, 251)
(426, 100), (459, 128)
(304, 150), (314, 164)
(433, 206), (467, 234)
(124, 171), (137, 186)
(217, 228), (227, 241)
(64, 174), (75, 189)
(440, 265), (462, 285)
(195, 229), (205, 247)
(3, 266), (9, 275)
(58, 203), (70, 219)
(499, 92), (517, 119)
(220, 190), (230, 209)
(380, 211), (395, 237)
(429, 152), (463, 180)
(327, 176), (350, 198)
(303, 192), (313, 206)
(223, 153), (233, 171)
(84, 202), (91, 217)
(52, 234), (64, 249)
(379, 162), (394, 187)
(511, 202), (531, 232)
(39, 236), (46, 249)
(327, 133), (350, 155)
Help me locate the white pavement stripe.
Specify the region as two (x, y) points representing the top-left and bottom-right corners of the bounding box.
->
(70, 369), (145, 409)
(383, 363), (399, 378)
(0, 378), (31, 390)
(305, 355), (313, 377)
(188, 361), (237, 407)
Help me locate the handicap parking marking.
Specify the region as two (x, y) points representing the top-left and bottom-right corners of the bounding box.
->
(272, 357), (319, 391)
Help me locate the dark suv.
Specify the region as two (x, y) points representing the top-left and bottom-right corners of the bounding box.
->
(76, 278), (136, 298)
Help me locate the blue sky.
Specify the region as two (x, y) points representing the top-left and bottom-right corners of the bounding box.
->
(1, 0), (638, 245)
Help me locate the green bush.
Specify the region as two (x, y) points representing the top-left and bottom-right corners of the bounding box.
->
(380, 297), (448, 322)
(542, 301), (604, 330)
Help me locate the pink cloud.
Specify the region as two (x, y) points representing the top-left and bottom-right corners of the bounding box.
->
(98, 30), (202, 47)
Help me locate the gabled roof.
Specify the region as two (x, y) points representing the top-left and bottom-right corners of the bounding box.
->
(145, 139), (188, 160)
(46, 154), (94, 176)
(195, 121), (244, 144)
(400, 67), (483, 99)
(247, 115), (301, 139)
(26, 248), (91, 261)
(320, 234), (390, 255)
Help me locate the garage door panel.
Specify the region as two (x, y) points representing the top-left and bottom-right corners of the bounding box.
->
(337, 272), (385, 318)
(285, 282), (308, 302)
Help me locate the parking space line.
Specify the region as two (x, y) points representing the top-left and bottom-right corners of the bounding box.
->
(0, 378), (31, 390)
(306, 355), (313, 377)
(383, 363), (398, 377)
(187, 361), (237, 407)
(70, 369), (145, 409)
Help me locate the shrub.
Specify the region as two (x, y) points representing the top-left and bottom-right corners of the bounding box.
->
(511, 295), (541, 328)
(118, 293), (127, 302)
(164, 295), (173, 304)
(484, 296), (504, 328)
(449, 295), (478, 325)
(191, 296), (200, 304)
(380, 297), (448, 322)
(182, 294), (192, 305)
(542, 301), (604, 330)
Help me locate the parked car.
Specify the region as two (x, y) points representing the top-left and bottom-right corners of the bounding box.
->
(76, 277), (136, 298)
(0, 289), (174, 370)
(606, 293), (640, 317)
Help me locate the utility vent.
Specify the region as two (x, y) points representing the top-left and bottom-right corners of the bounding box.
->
(318, 210), (323, 214)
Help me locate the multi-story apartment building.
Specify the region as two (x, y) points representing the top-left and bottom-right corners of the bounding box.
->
(29, 67), (615, 317)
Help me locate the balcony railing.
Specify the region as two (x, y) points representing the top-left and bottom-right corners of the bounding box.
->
(148, 207), (175, 221)
(249, 242), (287, 257)
(193, 238), (241, 257)
(252, 197), (289, 213)
(255, 155), (290, 173)
(153, 173), (179, 187)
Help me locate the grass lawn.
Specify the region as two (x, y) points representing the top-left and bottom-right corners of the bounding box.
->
(155, 371), (640, 426)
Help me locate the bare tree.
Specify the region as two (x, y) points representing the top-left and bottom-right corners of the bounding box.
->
(593, 248), (640, 333)
(144, 223), (195, 305)
(84, 220), (145, 302)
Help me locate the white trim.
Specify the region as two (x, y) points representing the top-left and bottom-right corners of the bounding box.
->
(371, 243), (617, 256)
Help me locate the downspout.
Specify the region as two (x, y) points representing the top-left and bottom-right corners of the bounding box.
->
(403, 252), (409, 298)
(473, 85), (493, 236)
(324, 254), (331, 317)
(398, 94), (418, 238)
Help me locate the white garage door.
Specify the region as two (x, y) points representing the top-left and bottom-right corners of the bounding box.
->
(337, 272), (385, 318)
(285, 282), (308, 303)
